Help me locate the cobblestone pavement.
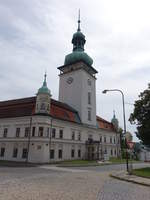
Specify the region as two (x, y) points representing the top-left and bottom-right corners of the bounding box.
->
(97, 179), (150, 200)
(0, 166), (150, 200)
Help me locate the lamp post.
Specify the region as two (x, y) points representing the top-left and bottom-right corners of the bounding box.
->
(102, 89), (129, 172)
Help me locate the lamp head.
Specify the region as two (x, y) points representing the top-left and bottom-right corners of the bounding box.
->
(102, 89), (108, 94)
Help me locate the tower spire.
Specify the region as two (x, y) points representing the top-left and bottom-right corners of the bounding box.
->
(113, 110), (116, 118)
(77, 9), (81, 31)
(43, 72), (47, 87)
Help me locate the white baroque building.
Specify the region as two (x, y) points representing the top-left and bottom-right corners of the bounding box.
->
(0, 18), (121, 163)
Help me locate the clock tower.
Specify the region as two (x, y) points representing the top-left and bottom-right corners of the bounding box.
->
(35, 73), (51, 115)
(58, 13), (98, 126)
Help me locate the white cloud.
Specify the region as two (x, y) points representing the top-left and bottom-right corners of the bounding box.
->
(0, 0), (150, 141)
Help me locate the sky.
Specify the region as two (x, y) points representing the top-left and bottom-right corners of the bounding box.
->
(0, 0), (150, 141)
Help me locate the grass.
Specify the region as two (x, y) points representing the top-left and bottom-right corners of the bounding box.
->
(60, 160), (97, 164)
(57, 159), (99, 167)
(132, 167), (150, 179)
(0, 160), (37, 167)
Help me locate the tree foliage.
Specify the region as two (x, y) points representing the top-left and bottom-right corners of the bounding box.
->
(129, 84), (150, 145)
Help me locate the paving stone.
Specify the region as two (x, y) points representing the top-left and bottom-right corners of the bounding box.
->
(0, 166), (150, 200)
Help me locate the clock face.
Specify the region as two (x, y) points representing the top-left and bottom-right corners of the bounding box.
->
(66, 77), (73, 84)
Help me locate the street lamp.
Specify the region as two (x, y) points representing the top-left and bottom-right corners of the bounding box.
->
(102, 89), (129, 172)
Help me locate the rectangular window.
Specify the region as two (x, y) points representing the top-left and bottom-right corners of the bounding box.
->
(25, 127), (30, 137)
(50, 149), (55, 159)
(110, 137), (112, 143)
(111, 149), (113, 156)
(88, 92), (91, 104)
(52, 128), (56, 138)
(16, 128), (20, 137)
(100, 136), (102, 143)
(59, 130), (63, 139)
(72, 131), (75, 140)
(71, 149), (75, 158)
(39, 127), (44, 137)
(58, 149), (63, 159)
(78, 149), (81, 158)
(22, 148), (28, 158)
(104, 136), (106, 143)
(105, 148), (107, 154)
(88, 109), (91, 121)
(3, 128), (8, 138)
(114, 137), (116, 144)
(13, 148), (18, 158)
(32, 127), (35, 137)
(0, 148), (5, 157)
(78, 132), (81, 141)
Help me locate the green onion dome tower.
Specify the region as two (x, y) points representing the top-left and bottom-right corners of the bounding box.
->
(35, 73), (51, 115)
(111, 111), (119, 131)
(64, 11), (93, 66)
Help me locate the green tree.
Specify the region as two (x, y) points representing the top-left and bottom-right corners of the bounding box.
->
(129, 84), (150, 146)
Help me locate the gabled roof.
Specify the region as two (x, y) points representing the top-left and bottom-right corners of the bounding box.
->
(0, 97), (115, 132)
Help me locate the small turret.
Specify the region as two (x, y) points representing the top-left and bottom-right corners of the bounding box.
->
(35, 73), (51, 115)
(111, 111), (119, 131)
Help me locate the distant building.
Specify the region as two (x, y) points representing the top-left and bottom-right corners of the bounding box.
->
(0, 16), (121, 163)
(139, 145), (150, 162)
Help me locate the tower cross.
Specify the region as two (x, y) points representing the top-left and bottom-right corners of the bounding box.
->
(77, 9), (81, 31)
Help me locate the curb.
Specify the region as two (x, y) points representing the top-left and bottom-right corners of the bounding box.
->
(110, 174), (150, 187)
(56, 164), (100, 167)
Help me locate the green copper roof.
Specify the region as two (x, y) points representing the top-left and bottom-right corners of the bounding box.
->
(65, 51), (93, 66)
(64, 11), (93, 66)
(37, 73), (51, 95)
(111, 111), (119, 130)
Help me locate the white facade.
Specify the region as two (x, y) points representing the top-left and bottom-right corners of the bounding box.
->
(139, 149), (150, 162)
(0, 115), (120, 163)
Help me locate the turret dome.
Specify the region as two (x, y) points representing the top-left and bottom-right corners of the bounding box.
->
(37, 73), (51, 95)
(111, 111), (119, 131)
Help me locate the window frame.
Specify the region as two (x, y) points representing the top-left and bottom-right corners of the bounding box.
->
(50, 149), (55, 159)
(32, 126), (36, 137)
(13, 148), (18, 158)
(71, 149), (75, 158)
(58, 149), (63, 159)
(88, 109), (91, 121)
(16, 128), (20, 137)
(24, 127), (30, 137)
(3, 128), (8, 138)
(59, 129), (63, 139)
(22, 148), (28, 159)
(38, 127), (44, 137)
(0, 147), (5, 157)
(88, 92), (91, 105)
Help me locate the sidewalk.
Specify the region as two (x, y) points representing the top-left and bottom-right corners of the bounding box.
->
(110, 171), (150, 187)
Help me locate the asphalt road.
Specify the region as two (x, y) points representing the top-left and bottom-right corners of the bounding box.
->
(0, 163), (149, 200)
(69, 162), (150, 172)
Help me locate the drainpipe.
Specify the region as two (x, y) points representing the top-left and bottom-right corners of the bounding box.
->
(26, 115), (32, 163)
